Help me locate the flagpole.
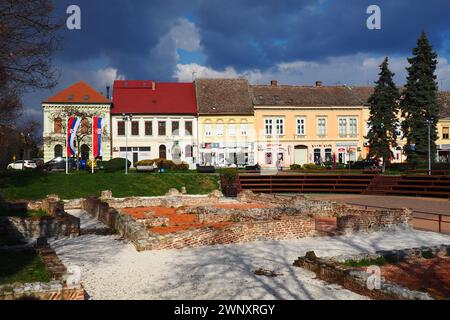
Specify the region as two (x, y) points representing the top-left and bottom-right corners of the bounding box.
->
(66, 116), (69, 175)
(92, 116), (95, 174)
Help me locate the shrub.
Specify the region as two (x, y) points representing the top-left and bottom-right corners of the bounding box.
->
(173, 162), (189, 171)
(303, 163), (324, 170)
(290, 164), (303, 170)
(221, 168), (239, 182)
(135, 160), (155, 167)
(103, 158), (131, 172)
(153, 159), (176, 170)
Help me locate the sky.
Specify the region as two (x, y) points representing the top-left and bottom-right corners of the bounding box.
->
(20, 0), (450, 124)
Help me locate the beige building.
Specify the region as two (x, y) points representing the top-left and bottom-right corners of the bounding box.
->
(252, 81), (372, 168)
(195, 79), (256, 167)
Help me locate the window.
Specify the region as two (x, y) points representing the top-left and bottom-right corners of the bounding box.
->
(241, 123), (248, 136)
(296, 117), (306, 136)
(158, 121), (166, 136)
(275, 119), (284, 135)
(54, 118), (62, 134)
(325, 148), (333, 163)
(228, 123), (236, 136)
(265, 152), (273, 165)
(145, 121), (153, 136)
(172, 121), (179, 135)
(117, 121), (125, 136)
(265, 119), (273, 135)
(349, 118), (358, 136)
(314, 149), (322, 165)
(185, 121), (193, 136)
(443, 127), (449, 140)
(317, 118), (327, 136)
(205, 123), (212, 137)
(81, 118), (89, 134)
(131, 121), (139, 136)
(339, 118), (347, 137)
(216, 122), (224, 136)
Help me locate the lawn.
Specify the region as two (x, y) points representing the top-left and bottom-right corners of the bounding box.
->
(0, 250), (50, 285)
(0, 171), (220, 201)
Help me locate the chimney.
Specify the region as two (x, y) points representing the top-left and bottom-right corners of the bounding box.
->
(152, 81), (156, 91)
(315, 81), (323, 87)
(270, 80), (278, 87)
(106, 86), (110, 99)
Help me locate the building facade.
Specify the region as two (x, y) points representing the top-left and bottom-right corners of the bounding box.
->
(195, 79), (256, 167)
(111, 80), (198, 167)
(42, 81), (112, 163)
(252, 82), (372, 168)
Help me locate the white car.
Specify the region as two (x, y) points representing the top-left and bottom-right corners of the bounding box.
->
(7, 160), (37, 170)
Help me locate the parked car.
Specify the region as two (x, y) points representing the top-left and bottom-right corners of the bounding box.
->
(42, 157), (79, 171)
(7, 160), (37, 170)
(32, 158), (45, 168)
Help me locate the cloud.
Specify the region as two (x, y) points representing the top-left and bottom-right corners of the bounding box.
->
(175, 54), (450, 90)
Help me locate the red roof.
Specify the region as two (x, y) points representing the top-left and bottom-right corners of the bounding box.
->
(44, 81), (111, 104)
(112, 80), (198, 115)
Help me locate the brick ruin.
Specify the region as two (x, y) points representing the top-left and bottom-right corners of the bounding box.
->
(81, 190), (413, 251)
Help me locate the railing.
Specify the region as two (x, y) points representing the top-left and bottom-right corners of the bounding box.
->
(346, 202), (450, 235)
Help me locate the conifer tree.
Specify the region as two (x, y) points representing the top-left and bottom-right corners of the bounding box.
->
(401, 32), (439, 166)
(366, 57), (400, 169)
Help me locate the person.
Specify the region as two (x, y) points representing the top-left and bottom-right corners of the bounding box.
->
(276, 159), (282, 172)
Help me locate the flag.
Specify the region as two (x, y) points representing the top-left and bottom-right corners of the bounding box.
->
(67, 116), (81, 157)
(93, 116), (104, 158)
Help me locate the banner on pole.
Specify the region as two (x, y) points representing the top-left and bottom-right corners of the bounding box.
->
(93, 116), (104, 159)
(67, 116), (81, 157)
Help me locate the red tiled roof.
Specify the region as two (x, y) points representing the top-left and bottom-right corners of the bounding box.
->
(44, 81), (111, 104)
(111, 80), (197, 115)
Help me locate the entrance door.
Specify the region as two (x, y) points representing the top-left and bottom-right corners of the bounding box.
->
(133, 152), (139, 166)
(159, 145), (167, 159)
(294, 145), (308, 165)
(81, 145), (90, 161)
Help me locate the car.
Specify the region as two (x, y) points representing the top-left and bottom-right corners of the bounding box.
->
(42, 157), (79, 172)
(7, 160), (37, 170)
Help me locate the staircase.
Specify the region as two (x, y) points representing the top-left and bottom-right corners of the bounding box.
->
(363, 175), (400, 195)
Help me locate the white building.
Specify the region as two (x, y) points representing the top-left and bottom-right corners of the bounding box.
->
(111, 80), (198, 167)
(42, 81), (112, 163)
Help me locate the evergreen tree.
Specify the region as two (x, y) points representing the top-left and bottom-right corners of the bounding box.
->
(401, 32), (439, 166)
(366, 57), (400, 168)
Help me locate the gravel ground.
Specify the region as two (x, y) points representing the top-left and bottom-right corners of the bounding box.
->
(50, 210), (450, 300)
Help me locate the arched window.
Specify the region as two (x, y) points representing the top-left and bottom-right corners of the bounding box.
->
(185, 145), (193, 158)
(80, 118), (89, 134)
(159, 145), (167, 159)
(54, 144), (63, 158)
(54, 118), (63, 134)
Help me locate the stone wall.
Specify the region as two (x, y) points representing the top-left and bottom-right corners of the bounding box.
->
(141, 216), (316, 251)
(0, 281), (85, 300)
(293, 251), (432, 300)
(336, 208), (413, 234)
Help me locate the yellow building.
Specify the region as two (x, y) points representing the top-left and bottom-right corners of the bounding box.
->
(437, 117), (450, 162)
(195, 79), (256, 167)
(252, 81), (373, 168)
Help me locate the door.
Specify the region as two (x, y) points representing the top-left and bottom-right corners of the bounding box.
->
(294, 145), (308, 165)
(159, 145), (167, 159)
(133, 152), (139, 166)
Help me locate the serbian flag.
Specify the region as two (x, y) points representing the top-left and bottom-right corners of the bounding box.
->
(67, 116), (81, 157)
(93, 116), (104, 159)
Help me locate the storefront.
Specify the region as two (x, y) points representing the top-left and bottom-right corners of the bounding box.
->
(438, 144), (450, 163)
(200, 142), (255, 167)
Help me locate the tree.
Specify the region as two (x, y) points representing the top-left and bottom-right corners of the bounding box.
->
(401, 32), (439, 167)
(366, 57), (400, 170)
(0, 0), (61, 125)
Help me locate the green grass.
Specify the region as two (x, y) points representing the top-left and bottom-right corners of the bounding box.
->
(0, 250), (50, 285)
(0, 171), (220, 201)
(342, 257), (389, 267)
(0, 209), (48, 218)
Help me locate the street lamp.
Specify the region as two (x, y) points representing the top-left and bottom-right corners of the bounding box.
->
(424, 118), (434, 176)
(122, 113), (133, 175)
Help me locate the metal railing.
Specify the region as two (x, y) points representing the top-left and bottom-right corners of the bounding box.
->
(346, 202), (450, 235)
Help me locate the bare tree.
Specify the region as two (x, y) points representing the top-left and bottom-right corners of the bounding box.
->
(0, 0), (62, 125)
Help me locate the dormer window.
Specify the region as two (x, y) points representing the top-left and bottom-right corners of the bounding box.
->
(68, 94), (74, 101)
(83, 95), (89, 101)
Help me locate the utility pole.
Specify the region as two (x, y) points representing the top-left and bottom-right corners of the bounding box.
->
(122, 113), (133, 175)
(424, 119), (434, 176)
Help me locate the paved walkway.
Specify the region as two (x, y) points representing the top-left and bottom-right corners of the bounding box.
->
(309, 194), (450, 234)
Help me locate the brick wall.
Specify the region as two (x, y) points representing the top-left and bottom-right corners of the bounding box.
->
(336, 208), (413, 234)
